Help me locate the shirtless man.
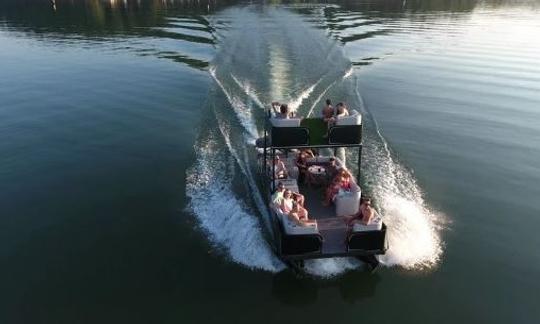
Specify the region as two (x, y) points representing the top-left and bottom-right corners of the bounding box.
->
(321, 99), (334, 122)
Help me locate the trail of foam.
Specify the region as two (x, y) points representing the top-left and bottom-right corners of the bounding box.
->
(353, 77), (445, 269)
(306, 66), (354, 117)
(230, 74), (266, 109)
(304, 258), (363, 277)
(288, 78), (322, 112)
(306, 80), (338, 117)
(215, 114), (273, 232)
(209, 66), (259, 142)
(186, 134), (284, 272)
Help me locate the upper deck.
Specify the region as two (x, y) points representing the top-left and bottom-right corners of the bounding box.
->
(264, 112), (363, 149)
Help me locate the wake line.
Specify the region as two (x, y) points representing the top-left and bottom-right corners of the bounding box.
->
(288, 78), (323, 112)
(352, 76), (444, 269)
(307, 79), (338, 117)
(209, 66), (259, 142)
(306, 66), (354, 117)
(230, 74), (266, 109)
(214, 117), (273, 232)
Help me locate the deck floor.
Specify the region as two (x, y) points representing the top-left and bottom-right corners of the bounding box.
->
(299, 183), (349, 255)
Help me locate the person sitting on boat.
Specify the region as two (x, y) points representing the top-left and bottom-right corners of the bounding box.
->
(335, 102), (350, 118)
(273, 155), (288, 179)
(289, 201), (316, 226)
(323, 169), (352, 206)
(300, 148), (316, 159)
(272, 182), (304, 208)
(344, 197), (375, 226)
(321, 98), (334, 122)
(271, 102), (293, 119)
(338, 169), (353, 191)
(280, 189), (295, 214)
(325, 157), (340, 185)
(295, 152), (310, 184)
(291, 191), (305, 208)
(271, 181), (286, 207)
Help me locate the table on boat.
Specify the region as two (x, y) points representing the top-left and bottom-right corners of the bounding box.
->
(307, 165), (327, 186)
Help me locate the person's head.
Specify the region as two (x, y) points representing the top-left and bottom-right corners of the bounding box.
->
(329, 157), (336, 166)
(336, 102), (344, 114)
(340, 169), (349, 178)
(284, 189), (292, 198)
(326, 99), (332, 106)
(280, 104), (288, 114)
(361, 197), (372, 206)
(277, 181), (285, 191)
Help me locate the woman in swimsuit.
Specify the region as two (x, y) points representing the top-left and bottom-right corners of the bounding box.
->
(289, 201), (316, 226)
(280, 190), (294, 214)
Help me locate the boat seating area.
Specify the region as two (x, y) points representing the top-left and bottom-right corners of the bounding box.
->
(261, 105), (387, 261)
(267, 110), (363, 147)
(269, 156), (361, 220)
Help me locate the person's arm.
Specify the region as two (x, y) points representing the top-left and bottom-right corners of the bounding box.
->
(271, 102), (280, 114)
(280, 199), (288, 213)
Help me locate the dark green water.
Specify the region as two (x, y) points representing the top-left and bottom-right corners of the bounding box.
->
(1, 0), (540, 323)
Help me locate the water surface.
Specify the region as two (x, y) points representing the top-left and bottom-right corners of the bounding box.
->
(1, 0), (539, 323)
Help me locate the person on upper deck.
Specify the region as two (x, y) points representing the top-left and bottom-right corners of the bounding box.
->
(321, 99), (334, 122)
(335, 102), (350, 118)
(272, 102), (293, 119)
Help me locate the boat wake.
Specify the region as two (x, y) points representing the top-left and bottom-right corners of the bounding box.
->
(353, 80), (446, 269)
(186, 5), (445, 277)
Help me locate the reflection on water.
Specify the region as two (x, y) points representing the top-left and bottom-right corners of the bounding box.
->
(0, 0), (231, 70)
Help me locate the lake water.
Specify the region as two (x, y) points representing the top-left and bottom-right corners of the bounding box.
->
(1, 0), (540, 323)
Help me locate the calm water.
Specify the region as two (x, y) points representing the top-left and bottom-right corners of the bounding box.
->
(1, 0), (540, 323)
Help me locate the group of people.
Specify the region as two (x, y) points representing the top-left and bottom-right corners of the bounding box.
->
(272, 179), (375, 227)
(272, 181), (315, 226)
(270, 99), (350, 122)
(269, 99), (374, 227)
(271, 102), (295, 119)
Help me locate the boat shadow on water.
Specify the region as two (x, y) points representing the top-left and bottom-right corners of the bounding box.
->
(271, 270), (382, 305)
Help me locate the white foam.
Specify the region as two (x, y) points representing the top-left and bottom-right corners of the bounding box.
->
(209, 66), (259, 142)
(288, 78), (322, 112)
(304, 258), (362, 277)
(230, 74), (265, 109)
(306, 66), (355, 117)
(353, 78), (445, 270)
(186, 134), (285, 272)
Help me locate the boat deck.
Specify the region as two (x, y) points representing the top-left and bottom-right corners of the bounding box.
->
(299, 184), (351, 256)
